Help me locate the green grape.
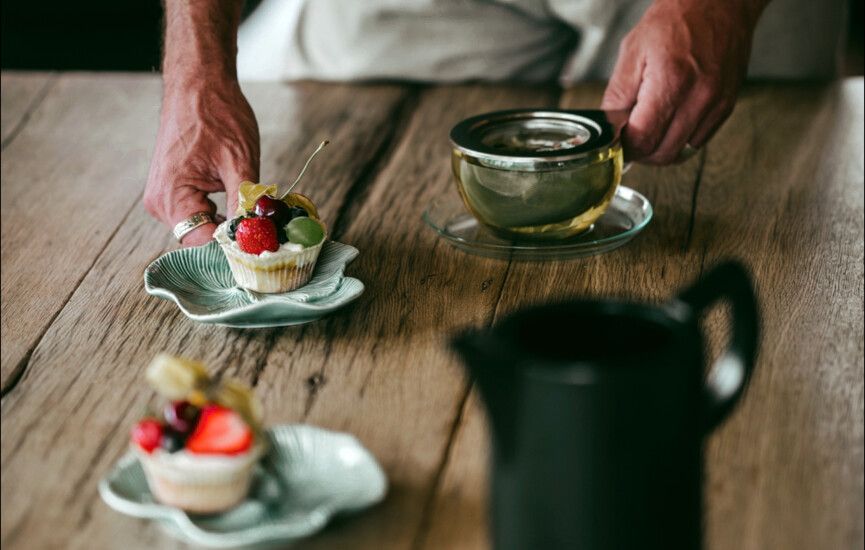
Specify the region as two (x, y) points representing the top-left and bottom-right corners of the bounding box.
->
(286, 217), (325, 247)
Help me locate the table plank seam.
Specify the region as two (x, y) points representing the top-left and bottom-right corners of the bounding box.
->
(683, 147), (709, 253)
(329, 85), (423, 242)
(0, 73), (58, 151)
(242, 85), (422, 417)
(411, 252), (517, 550)
(0, 190), (144, 400)
(302, 327), (329, 419)
(412, 86), (564, 548)
(410, 379), (475, 550)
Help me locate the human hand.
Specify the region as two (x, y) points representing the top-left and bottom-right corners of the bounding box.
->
(144, 78), (260, 246)
(602, 0), (765, 165)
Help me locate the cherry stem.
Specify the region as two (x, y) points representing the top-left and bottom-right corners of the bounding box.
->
(281, 140), (330, 198)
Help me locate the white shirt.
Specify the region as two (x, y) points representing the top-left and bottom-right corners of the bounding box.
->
(238, 0), (845, 84)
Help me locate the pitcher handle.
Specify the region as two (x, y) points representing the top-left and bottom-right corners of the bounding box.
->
(676, 262), (760, 433)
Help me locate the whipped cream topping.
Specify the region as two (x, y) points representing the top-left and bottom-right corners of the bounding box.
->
(214, 220), (307, 259)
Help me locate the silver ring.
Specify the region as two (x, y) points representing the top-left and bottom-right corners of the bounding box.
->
(172, 211), (214, 242)
(677, 143), (700, 161)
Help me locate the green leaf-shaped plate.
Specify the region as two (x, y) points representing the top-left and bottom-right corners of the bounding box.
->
(144, 240), (364, 328)
(99, 425), (387, 548)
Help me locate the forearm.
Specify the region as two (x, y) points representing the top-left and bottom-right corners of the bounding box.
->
(162, 0), (245, 88)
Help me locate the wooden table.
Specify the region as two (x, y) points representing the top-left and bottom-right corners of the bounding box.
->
(1, 72), (862, 550)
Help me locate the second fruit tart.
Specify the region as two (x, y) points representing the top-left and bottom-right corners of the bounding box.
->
(130, 354), (266, 514)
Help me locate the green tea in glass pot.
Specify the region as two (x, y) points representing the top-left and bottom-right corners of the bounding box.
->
(450, 109), (628, 240)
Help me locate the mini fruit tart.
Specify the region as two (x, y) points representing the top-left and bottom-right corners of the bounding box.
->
(130, 354), (266, 514)
(216, 180), (327, 293)
(216, 140), (330, 294)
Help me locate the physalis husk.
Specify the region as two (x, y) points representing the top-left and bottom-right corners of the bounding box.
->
(146, 354), (211, 401)
(237, 182), (278, 215)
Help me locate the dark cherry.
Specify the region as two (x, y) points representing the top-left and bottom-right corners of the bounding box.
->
(164, 401), (200, 434)
(160, 429), (185, 453)
(254, 195), (292, 225)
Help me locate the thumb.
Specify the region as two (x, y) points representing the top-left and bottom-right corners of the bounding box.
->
(601, 48), (644, 111)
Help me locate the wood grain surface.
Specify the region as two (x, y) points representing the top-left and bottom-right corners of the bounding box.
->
(1, 73), (862, 550)
(0, 77), (413, 549)
(0, 74), (162, 392)
(0, 72), (55, 144)
(240, 85), (561, 550)
(698, 81), (865, 550)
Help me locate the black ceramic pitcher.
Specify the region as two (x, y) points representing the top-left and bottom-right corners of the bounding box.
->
(452, 262), (759, 550)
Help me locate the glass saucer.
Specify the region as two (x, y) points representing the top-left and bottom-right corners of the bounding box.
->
(422, 186), (652, 261)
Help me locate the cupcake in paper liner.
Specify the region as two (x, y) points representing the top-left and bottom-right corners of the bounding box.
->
(136, 437), (266, 514)
(215, 183), (327, 294)
(130, 354), (266, 514)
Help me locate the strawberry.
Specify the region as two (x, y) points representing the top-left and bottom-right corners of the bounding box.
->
(186, 405), (253, 455)
(235, 217), (279, 255)
(131, 418), (163, 453)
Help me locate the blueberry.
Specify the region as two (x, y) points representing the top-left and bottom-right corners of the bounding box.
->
(227, 216), (246, 241)
(287, 207), (308, 220)
(276, 225), (289, 244)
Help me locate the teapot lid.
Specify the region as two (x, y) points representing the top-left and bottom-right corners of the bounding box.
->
(449, 109), (627, 170)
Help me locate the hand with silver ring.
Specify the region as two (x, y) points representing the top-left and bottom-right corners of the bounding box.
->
(173, 212), (216, 243)
(144, 78), (259, 247)
(602, 0), (768, 165)
(143, 1), (259, 247)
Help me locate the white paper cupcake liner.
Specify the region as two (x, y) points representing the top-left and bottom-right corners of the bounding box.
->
(137, 445), (264, 514)
(214, 222), (325, 293)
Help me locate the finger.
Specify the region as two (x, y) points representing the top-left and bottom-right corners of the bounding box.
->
(623, 67), (694, 161)
(642, 85), (716, 165)
(221, 165), (259, 216)
(688, 97), (736, 148)
(172, 192), (219, 247)
(601, 43), (644, 112)
(181, 223), (219, 247)
(217, 132), (260, 216)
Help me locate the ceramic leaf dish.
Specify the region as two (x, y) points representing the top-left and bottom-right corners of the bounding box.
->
(144, 240), (364, 328)
(100, 425), (387, 548)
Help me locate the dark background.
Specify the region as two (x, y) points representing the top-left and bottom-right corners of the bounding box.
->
(1, 0), (863, 75)
(1, 2), (164, 71)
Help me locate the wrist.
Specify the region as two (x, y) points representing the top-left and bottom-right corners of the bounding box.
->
(162, 0), (242, 90)
(163, 64), (238, 95)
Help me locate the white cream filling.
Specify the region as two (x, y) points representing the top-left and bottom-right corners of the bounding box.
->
(215, 221), (309, 259)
